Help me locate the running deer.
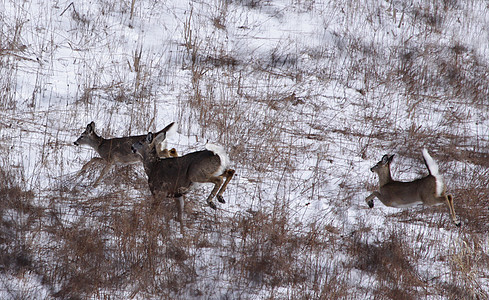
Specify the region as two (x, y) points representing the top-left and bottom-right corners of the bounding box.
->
(366, 149), (461, 226)
(131, 131), (235, 231)
(74, 121), (176, 186)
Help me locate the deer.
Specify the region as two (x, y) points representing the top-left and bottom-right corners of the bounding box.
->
(73, 121), (176, 186)
(159, 148), (179, 158)
(365, 149), (461, 226)
(131, 131), (235, 233)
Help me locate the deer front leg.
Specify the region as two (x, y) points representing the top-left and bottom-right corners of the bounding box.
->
(93, 162), (113, 187)
(175, 196), (186, 235)
(365, 191), (381, 208)
(77, 157), (105, 177)
(216, 169), (235, 203)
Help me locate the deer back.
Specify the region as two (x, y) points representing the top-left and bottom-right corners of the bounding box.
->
(145, 150), (221, 197)
(379, 175), (438, 207)
(97, 135), (145, 163)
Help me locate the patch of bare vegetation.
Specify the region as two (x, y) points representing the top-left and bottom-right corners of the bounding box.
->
(348, 230), (422, 298)
(0, 168), (35, 275)
(45, 198), (196, 299)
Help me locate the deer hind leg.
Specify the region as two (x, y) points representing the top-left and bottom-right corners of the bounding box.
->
(216, 169), (235, 204)
(443, 194), (461, 227)
(205, 176), (224, 210)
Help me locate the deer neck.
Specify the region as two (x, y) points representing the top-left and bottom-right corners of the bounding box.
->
(88, 134), (104, 152)
(377, 167), (393, 187)
(141, 147), (159, 173)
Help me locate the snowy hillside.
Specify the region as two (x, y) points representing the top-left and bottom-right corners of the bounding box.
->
(1, 0), (488, 298)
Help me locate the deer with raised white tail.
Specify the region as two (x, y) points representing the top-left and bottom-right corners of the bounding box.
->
(366, 149), (460, 226)
(131, 131), (235, 233)
(74, 121), (176, 186)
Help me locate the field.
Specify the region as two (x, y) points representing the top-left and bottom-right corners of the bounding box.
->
(1, 0), (489, 298)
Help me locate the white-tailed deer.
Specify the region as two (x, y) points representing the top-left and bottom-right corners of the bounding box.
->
(366, 149), (460, 226)
(131, 131), (235, 232)
(74, 121), (176, 186)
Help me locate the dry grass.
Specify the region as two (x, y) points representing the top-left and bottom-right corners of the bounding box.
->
(348, 230), (422, 299)
(0, 168), (35, 275)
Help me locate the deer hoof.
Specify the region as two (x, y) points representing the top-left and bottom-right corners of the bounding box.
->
(367, 200), (374, 208)
(208, 201), (217, 210)
(455, 220), (461, 227)
(217, 195), (226, 203)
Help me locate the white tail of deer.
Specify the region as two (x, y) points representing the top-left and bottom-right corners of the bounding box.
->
(131, 131), (235, 233)
(366, 149), (460, 226)
(74, 121), (175, 186)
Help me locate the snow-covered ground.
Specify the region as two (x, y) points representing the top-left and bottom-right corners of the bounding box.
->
(1, 0), (488, 298)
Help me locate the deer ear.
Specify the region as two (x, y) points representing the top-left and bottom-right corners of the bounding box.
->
(155, 131), (166, 143)
(381, 154), (393, 164)
(87, 122), (95, 133)
(146, 132), (154, 143)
